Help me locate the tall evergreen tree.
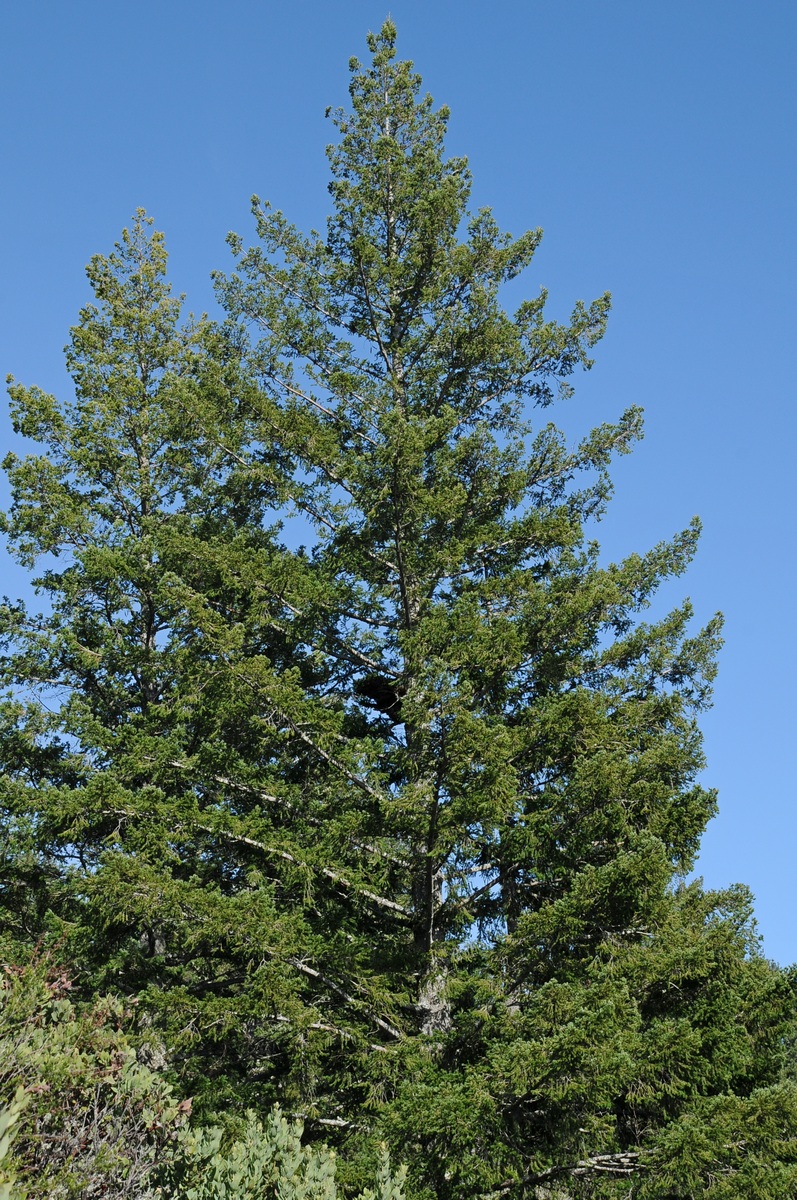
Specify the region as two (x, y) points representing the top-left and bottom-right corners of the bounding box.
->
(1, 22), (795, 1200)
(213, 22), (797, 1195)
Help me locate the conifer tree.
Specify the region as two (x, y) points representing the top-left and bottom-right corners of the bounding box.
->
(1, 21), (796, 1200)
(213, 22), (797, 1195)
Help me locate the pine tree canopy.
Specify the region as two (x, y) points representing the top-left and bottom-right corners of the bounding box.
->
(1, 20), (795, 1200)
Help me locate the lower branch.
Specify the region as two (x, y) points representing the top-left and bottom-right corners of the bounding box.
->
(485, 1151), (643, 1197)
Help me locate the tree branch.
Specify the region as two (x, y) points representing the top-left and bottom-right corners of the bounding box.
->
(484, 1150), (643, 1197)
(287, 957), (403, 1041)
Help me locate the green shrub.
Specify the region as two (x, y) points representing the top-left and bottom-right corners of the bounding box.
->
(0, 953), (187, 1198)
(167, 1107), (405, 1200)
(0, 954), (406, 1199)
(0, 1088), (26, 1200)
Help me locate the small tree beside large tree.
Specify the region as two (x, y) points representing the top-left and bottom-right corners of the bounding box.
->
(1, 20), (795, 1200)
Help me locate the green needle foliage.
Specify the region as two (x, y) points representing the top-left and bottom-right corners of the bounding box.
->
(1, 20), (795, 1200)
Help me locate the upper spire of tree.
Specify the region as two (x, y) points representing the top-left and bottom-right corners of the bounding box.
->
(326, 19), (470, 305)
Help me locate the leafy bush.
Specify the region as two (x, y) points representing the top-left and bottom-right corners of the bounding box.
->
(0, 953), (187, 1197)
(0, 1088), (26, 1200)
(166, 1108), (405, 1200)
(0, 953), (406, 1199)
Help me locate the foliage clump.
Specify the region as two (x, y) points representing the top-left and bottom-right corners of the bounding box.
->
(167, 1110), (405, 1200)
(0, 955), (407, 1199)
(0, 954), (187, 1197)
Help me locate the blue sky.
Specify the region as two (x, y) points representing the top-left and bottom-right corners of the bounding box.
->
(1, 1), (795, 962)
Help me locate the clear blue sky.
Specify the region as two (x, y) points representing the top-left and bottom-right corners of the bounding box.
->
(1, 2), (795, 962)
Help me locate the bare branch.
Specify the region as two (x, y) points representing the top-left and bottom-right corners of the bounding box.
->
(289, 724), (388, 804)
(273, 374), (377, 448)
(355, 258), (392, 374)
(204, 822), (411, 917)
(287, 956), (403, 1041)
(483, 1150), (643, 1197)
(100, 799), (410, 920)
